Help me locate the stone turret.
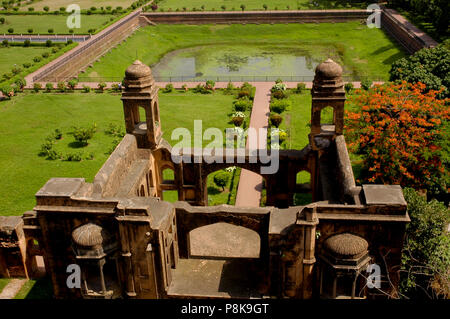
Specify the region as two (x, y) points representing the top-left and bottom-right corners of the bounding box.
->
(309, 59), (346, 150)
(121, 60), (161, 149)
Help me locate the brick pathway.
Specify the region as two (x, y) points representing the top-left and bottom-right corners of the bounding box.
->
(0, 279), (26, 299)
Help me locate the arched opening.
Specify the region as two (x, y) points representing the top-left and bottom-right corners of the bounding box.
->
(294, 170), (312, 205)
(320, 106), (334, 125)
(206, 168), (240, 206)
(189, 222), (261, 259)
(161, 167), (175, 184)
(140, 185), (145, 197)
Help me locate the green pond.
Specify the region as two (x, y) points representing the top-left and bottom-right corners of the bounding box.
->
(151, 44), (326, 82)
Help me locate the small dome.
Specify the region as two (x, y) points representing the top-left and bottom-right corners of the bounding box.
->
(315, 58), (343, 78)
(72, 223), (110, 247)
(125, 60), (152, 79)
(324, 233), (368, 257)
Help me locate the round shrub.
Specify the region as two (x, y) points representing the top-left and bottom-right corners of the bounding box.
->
(27, 28), (33, 34)
(33, 56), (41, 63)
(45, 83), (54, 92)
(213, 171), (230, 191)
(48, 28), (54, 34)
(233, 99), (251, 112)
(7, 28), (13, 33)
(296, 82), (306, 94)
(272, 90), (286, 99)
(270, 114), (283, 128)
(33, 82), (42, 92)
(270, 99), (290, 114)
(164, 83), (174, 93)
(344, 82), (354, 94)
(43, 6), (49, 12)
(232, 116), (244, 127)
(23, 39), (31, 47)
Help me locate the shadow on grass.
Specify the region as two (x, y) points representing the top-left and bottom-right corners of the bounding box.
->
(24, 277), (53, 299)
(207, 186), (222, 195)
(68, 141), (88, 148)
(383, 51), (405, 66)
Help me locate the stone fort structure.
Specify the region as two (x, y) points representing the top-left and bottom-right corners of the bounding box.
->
(0, 59), (410, 299)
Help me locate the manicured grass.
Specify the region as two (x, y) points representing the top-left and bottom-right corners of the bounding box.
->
(0, 14), (116, 34)
(13, 277), (53, 299)
(0, 90), (236, 216)
(0, 46), (49, 75)
(158, 89), (239, 147)
(84, 22), (405, 82)
(0, 42), (78, 86)
(21, 0), (136, 11)
(157, 0), (369, 11)
(0, 43), (77, 85)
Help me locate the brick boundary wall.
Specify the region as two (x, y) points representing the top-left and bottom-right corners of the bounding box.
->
(141, 9), (370, 24)
(26, 9), (142, 83)
(381, 8), (438, 54)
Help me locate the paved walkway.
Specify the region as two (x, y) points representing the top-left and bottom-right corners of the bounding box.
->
(0, 279), (26, 299)
(234, 83), (273, 207)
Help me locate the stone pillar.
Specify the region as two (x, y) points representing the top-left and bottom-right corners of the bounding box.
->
(121, 60), (161, 150)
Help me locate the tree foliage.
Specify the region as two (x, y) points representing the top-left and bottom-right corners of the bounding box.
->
(400, 188), (449, 299)
(345, 82), (449, 199)
(390, 43), (450, 99)
(213, 171), (230, 191)
(388, 0), (449, 36)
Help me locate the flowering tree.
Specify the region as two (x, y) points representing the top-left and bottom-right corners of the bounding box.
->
(345, 81), (449, 198)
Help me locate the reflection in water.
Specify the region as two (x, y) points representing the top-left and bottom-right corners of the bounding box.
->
(152, 45), (321, 81)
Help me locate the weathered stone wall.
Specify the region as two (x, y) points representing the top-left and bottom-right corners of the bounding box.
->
(141, 10), (369, 25)
(381, 8), (438, 54)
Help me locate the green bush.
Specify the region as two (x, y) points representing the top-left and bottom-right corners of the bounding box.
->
(33, 56), (41, 63)
(270, 99), (290, 114)
(213, 171), (230, 191)
(27, 28), (33, 34)
(42, 52), (49, 58)
(7, 28), (13, 33)
(295, 82), (306, 94)
(57, 81), (65, 92)
(2, 39), (8, 47)
(23, 62), (31, 68)
(43, 6), (49, 12)
(45, 82), (53, 92)
(82, 85), (91, 93)
(48, 28), (54, 34)
(390, 43), (449, 98)
(269, 113), (283, 128)
(46, 40), (52, 47)
(98, 82), (107, 91)
(233, 99), (252, 112)
(70, 124), (97, 146)
(344, 82), (354, 94)
(33, 82), (42, 92)
(164, 83), (174, 93)
(23, 39), (31, 47)
(0, 17), (5, 24)
(63, 152), (83, 162)
(272, 90), (286, 99)
(360, 79), (372, 91)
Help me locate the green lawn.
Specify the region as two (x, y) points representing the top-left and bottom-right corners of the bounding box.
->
(0, 89), (237, 216)
(21, 0), (136, 11)
(84, 22), (405, 82)
(0, 14), (117, 34)
(157, 0), (369, 11)
(0, 46), (49, 75)
(0, 278), (10, 293)
(0, 43), (77, 85)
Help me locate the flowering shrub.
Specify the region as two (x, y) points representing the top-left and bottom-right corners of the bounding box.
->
(345, 81), (449, 197)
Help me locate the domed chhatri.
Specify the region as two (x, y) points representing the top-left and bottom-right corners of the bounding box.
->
(323, 233), (368, 258)
(125, 60), (152, 79)
(315, 58), (343, 79)
(72, 223), (110, 247)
